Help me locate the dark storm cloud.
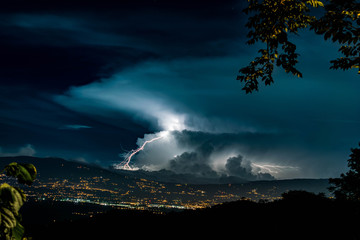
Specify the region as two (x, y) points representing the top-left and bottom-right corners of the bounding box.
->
(225, 155), (253, 178)
(134, 129), (354, 179)
(169, 152), (219, 179)
(0, 0), (245, 92)
(0, 0), (245, 52)
(0, 33), (153, 92)
(169, 141), (217, 178)
(0, 0), (243, 14)
(167, 138), (275, 180)
(225, 155), (274, 180)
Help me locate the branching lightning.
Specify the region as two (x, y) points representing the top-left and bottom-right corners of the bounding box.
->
(114, 131), (168, 170)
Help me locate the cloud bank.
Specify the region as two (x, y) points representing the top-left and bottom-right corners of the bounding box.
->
(54, 57), (253, 133)
(0, 144), (36, 157)
(60, 124), (93, 130)
(127, 130), (305, 179)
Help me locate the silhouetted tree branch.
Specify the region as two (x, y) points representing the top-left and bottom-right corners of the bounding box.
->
(329, 143), (360, 201)
(238, 0), (360, 93)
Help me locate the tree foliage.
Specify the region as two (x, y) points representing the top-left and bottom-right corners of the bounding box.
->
(329, 143), (360, 201)
(0, 163), (36, 240)
(238, 0), (360, 93)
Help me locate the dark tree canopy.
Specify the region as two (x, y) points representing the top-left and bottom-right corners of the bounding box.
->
(238, 0), (360, 93)
(329, 143), (360, 201)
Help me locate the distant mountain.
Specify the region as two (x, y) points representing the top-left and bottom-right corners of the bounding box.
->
(0, 156), (131, 181)
(111, 167), (250, 184)
(0, 156), (331, 208)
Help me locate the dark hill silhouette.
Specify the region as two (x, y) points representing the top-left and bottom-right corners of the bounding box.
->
(0, 156), (131, 181)
(25, 193), (360, 240)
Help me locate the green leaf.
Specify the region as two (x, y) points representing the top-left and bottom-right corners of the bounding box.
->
(12, 222), (25, 240)
(4, 162), (37, 186)
(306, 0), (324, 8)
(0, 184), (27, 239)
(0, 183), (26, 215)
(0, 207), (24, 240)
(0, 206), (16, 230)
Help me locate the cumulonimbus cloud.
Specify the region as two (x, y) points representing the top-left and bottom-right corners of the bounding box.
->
(130, 130), (304, 180)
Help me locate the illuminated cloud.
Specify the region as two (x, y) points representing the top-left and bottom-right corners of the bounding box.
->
(60, 124), (93, 130)
(54, 57), (262, 134)
(56, 80), (189, 131)
(127, 130), (304, 179)
(0, 144), (36, 157)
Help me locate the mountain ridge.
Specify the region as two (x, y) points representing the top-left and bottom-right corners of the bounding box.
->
(0, 155), (329, 185)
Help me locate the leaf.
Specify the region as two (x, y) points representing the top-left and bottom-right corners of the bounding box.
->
(0, 183), (26, 215)
(0, 206), (24, 240)
(12, 222), (25, 240)
(21, 163), (37, 181)
(4, 162), (37, 186)
(324, 31), (331, 40)
(306, 0), (324, 8)
(0, 184), (27, 239)
(0, 207), (16, 229)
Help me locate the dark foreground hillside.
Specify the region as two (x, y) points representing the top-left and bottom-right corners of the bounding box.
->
(23, 191), (360, 240)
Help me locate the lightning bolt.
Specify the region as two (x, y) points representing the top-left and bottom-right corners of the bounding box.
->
(115, 131), (168, 170)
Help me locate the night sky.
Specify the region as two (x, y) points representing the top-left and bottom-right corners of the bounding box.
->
(1, 0), (359, 180)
